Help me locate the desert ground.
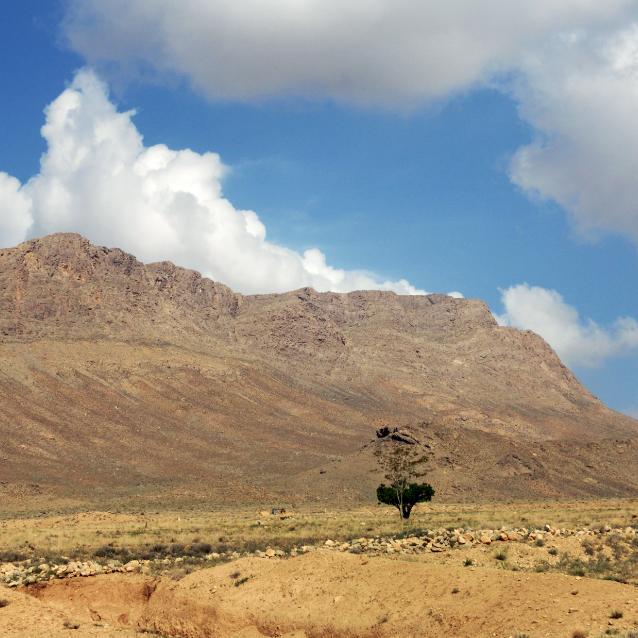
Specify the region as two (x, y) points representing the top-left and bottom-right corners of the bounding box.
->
(1, 499), (638, 637)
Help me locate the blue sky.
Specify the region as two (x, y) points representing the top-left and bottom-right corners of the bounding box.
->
(1, 1), (637, 415)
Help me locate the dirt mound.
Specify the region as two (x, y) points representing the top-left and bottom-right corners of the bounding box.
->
(8, 552), (638, 637)
(0, 582), (142, 637)
(0, 233), (637, 505)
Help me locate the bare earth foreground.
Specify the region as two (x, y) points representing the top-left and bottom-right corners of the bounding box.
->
(1, 551), (638, 638)
(1, 503), (638, 637)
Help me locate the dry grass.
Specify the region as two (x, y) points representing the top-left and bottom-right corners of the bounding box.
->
(0, 498), (637, 559)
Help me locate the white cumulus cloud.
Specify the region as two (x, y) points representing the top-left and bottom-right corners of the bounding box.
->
(62, 1), (638, 246)
(0, 173), (33, 247)
(496, 283), (638, 367)
(509, 24), (638, 243)
(0, 69), (427, 296)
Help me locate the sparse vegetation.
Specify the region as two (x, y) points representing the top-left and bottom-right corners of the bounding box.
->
(1, 500), (638, 587)
(1, 501), (638, 637)
(0, 551), (26, 562)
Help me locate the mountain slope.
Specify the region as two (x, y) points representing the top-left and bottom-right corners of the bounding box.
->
(0, 233), (637, 506)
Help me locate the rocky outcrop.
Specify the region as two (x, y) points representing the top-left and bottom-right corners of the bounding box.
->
(376, 426), (419, 444)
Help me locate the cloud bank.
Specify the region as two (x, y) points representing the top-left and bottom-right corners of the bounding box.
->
(0, 70), (424, 295)
(63, 0), (631, 104)
(497, 284), (638, 367)
(63, 0), (638, 245)
(510, 24), (638, 244)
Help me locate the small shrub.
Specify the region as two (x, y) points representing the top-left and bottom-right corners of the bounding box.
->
(494, 550), (508, 561)
(610, 610), (624, 619)
(548, 547), (559, 556)
(229, 570), (241, 579)
(451, 587), (460, 594)
(0, 599), (9, 609)
(463, 558), (473, 567)
(93, 545), (118, 558)
(188, 542), (212, 556)
(150, 543), (167, 554)
(535, 538), (545, 547)
(0, 551), (27, 562)
(571, 630), (587, 638)
(234, 576), (250, 587)
(93, 545), (132, 562)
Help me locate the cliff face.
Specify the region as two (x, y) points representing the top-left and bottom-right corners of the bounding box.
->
(0, 233), (637, 505)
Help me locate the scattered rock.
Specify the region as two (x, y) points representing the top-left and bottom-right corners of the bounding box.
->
(2, 523), (632, 586)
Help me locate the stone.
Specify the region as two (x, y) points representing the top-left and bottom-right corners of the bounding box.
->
(0, 563), (16, 575)
(124, 560), (140, 572)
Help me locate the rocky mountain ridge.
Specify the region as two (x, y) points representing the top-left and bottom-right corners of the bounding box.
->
(0, 233), (637, 505)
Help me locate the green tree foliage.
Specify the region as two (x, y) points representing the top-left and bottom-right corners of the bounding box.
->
(376, 482), (434, 520)
(374, 437), (435, 520)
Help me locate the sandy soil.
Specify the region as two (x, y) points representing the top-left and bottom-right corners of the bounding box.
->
(2, 550), (637, 638)
(0, 581), (143, 637)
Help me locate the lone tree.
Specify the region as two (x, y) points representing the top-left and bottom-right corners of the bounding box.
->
(374, 435), (434, 520)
